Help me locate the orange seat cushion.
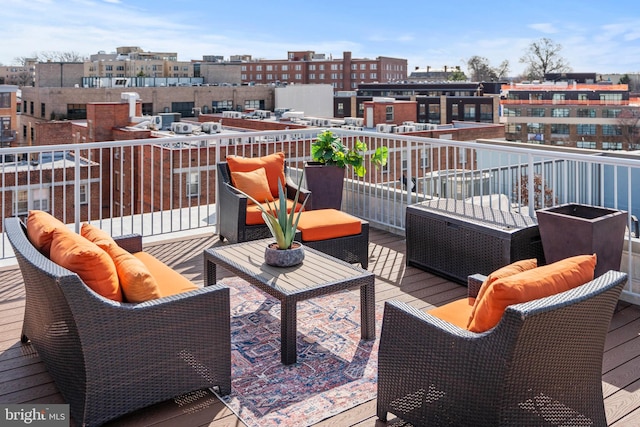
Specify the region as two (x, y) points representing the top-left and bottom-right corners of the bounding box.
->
(26, 210), (69, 257)
(467, 254), (597, 333)
(467, 258), (538, 329)
(245, 198), (303, 225)
(429, 298), (476, 330)
(296, 209), (362, 241)
(227, 152), (286, 198)
(133, 252), (198, 298)
(49, 228), (123, 302)
(81, 223), (161, 303)
(231, 167), (274, 205)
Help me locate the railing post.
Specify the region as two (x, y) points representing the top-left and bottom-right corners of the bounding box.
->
(527, 153), (535, 218)
(74, 146), (81, 233)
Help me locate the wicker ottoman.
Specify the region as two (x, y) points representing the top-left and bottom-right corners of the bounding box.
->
(296, 209), (370, 269)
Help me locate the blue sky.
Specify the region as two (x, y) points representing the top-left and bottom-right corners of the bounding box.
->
(2, 0), (640, 76)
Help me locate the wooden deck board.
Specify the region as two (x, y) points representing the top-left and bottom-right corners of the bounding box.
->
(1, 228), (639, 426)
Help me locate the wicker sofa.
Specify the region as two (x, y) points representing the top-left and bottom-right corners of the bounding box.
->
(377, 269), (628, 426)
(5, 217), (231, 427)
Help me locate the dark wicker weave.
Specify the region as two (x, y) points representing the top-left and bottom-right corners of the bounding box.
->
(5, 217), (232, 427)
(217, 161), (310, 243)
(406, 199), (545, 284)
(217, 161), (370, 268)
(377, 269), (627, 426)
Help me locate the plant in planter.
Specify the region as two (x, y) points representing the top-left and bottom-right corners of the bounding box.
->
(235, 172), (309, 267)
(305, 130), (388, 210)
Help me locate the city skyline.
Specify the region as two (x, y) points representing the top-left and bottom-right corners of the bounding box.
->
(1, 0), (640, 76)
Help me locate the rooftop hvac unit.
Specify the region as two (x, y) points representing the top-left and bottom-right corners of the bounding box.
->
(394, 126), (406, 133)
(201, 122), (222, 133)
(171, 122), (193, 134)
(404, 125), (417, 132)
(403, 121), (415, 126)
(376, 124), (388, 132)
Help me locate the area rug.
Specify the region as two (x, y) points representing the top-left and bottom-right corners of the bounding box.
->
(214, 277), (383, 427)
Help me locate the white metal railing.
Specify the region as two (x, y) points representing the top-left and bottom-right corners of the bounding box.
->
(1, 128), (640, 302)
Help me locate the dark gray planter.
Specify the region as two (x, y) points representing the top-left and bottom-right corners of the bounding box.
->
(264, 242), (305, 267)
(304, 162), (345, 210)
(537, 203), (627, 278)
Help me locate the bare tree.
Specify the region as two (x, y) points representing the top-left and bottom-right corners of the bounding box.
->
(16, 51), (85, 63)
(519, 38), (571, 81)
(617, 109), (640, 150)
(466, 56), (510, 81)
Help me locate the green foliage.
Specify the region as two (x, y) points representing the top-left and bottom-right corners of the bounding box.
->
(310, 130), (388, 177)
(235, 172), (308, 250)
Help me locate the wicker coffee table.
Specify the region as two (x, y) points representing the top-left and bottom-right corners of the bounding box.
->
(204, 239), (376, 365)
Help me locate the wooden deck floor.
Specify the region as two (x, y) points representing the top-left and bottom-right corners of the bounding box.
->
(2, 228), (640, 426)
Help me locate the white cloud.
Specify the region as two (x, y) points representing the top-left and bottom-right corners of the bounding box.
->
(528, 23), (558, 34)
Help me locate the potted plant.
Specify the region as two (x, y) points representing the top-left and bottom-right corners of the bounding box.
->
(305, 130), (388, 210)
(235, 172), (309, 267)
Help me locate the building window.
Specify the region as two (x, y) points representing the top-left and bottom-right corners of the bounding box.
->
(331, 64), (339, 70)
(309, 64), (316, 71)
(0, 93), (11, 108)
(40, 103), (45, 118)
(577, 124), (596, 135)
(281, 74), (289, 80)
(256, 65), (262, 71)
(337, 103), (344, 115)
(551, 108), (570, 117)
(577, 108), (596, 118)
(527, 123), (544, 141)
(309, 73), (315, 80)
(600, 93), (623, 103)
(602, 125), (622, 136)
(551, 123), (569, 134)
(552, 93), (566, 102)
(212, 100), (233, 113)
(331, 73), (338, 79)
(266, 74), (273, 80)
(370, 73), (377, 79)
(577, 140), (597, 149)
(360, 64), (366, 70)
(386, 106), (393, 121)
(14, 188), (50, 215)
(187, 172), (199, 197)
(602, 142), (623, 150)
(295, 64), (302, 71)
(370, 64), (377, 70)
(603, 108), (621, 118)
(429, 104), (440, 123)
(529, 108), (545, 117)
(319, 73), (325, 80)
(266, 65), (273, 71)
(79, 184), (88, 205)
(360, 73), (366, 79)
(295, 73), (302, 80)
(464, 105), (476, 120)
(245, 99), (263, 110)
(480, 104), (492, 122)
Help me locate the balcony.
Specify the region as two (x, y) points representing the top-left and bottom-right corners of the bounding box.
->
(1, 129), (640, 425)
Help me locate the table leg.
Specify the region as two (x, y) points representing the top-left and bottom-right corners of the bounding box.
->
(281, 298), (297, 365)
(360, 281), (375, 340)
(205, 258), (218, 287)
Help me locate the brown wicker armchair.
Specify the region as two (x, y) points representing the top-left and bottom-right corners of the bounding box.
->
(217, 160), (310, 243)
(5, 217), (231, 427)
(377, 270), (627, 426)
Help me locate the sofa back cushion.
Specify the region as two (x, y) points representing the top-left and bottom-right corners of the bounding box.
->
(467, 254), (597, 333)
(81, 223), (161, 303)
(26, 210), (68, 257)
(226, 152), (286, 198)
(49, 228), (123, 302)
(230, 167), (274, 205)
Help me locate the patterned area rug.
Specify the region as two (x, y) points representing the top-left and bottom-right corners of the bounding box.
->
(215, 277), (382, 427)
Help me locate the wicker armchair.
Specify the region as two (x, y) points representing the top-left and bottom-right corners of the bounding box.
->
(5, 217), (231, 427)
(217, 161), (310, 243)
(377, 270), (628, 426)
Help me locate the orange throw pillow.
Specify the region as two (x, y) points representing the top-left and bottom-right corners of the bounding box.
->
(231, 167), (274, 205)
(227, 152), (286, 197)
(467, 254), (596, 333)
(26, 210), (69, 257)
(81, 223), (160, 303)
(467, 258), (538, 329)
(80, 223), (116, 248)
(49, 229), (122, 302)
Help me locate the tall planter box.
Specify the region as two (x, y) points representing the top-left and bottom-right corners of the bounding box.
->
(537, 203), (627, 278)
(304, 163), (345, 210)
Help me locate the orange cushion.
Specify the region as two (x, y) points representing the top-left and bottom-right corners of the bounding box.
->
(108, 246), (161, 302)
(296, 209), (362, 241)
(26, 210), (69, 257)
(133, 252), (198, 297)
(467, 254), (597, 333)
(227, 152), (286, 197)
(429, 298), (476, 329)
(80, 223), (116, 247)
(245, 198), (303, 225)
(231, 167), (274, 205)
(467, 258), (538, 329)
(49, 229), (122, 302)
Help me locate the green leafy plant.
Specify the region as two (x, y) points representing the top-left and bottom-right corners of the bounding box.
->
(311, 130), (388, 177)
(235, 172), (308, 250)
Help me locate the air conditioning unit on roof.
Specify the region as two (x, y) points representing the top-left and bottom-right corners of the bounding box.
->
(171, 122), (193, 134)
